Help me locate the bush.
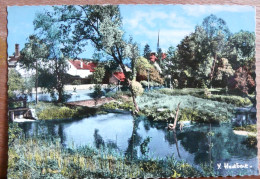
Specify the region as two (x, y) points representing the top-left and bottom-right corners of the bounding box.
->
(242, 135), (257, 148)
(72, 80), (81, 85)
(102, 101), (134, 111)
(131, 80), (144, 96)
(204, 95), (252, 107)
(38, 106), (77, 120)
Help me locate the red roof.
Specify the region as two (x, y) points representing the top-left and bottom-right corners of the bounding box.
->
(113, 72), (125, 82)
(149, 53), (166, 62)
(69, 60), (97, 72)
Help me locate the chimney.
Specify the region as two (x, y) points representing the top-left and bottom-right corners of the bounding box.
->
(15, 44), (20, 57)
(80, 60), (83, 68)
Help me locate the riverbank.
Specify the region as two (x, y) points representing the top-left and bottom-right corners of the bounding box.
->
(8, 134), (202, 178)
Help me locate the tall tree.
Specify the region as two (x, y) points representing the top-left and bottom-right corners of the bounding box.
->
(41, 5), (140, 111)
(19, 35), (48, 103)
(143, 44), (151, 60)
(33, 12), (69, 102)
(201, 14), (231, 88)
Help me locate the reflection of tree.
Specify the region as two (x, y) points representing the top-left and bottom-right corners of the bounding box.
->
(94, 129), (105, 148)
(125, 117), (142, 160)
(58, 124), (66, 146)
(177, 124), (257, 165)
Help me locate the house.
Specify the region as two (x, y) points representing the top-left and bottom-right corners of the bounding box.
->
(67, 59), (97, 78)
(8, 44), (36, 78)
(109, 72), (125, 85)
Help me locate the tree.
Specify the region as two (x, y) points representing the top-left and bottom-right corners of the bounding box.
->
(135, 57), (163, 84)
(201, 14), (231, 88)
(33, 12), (70, 102)
(225, 30), (255, 70)
(143, 44), (151, 60)
(8, 69), (25, 99)
(214, 58), (234, 87)
(19, 35), (49, 103)
(40, 5), (141, 111)
(228, 67), (255, 95)
(92, 66), (105, 105)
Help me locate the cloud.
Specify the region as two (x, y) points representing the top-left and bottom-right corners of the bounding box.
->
(122, 9), (194, 51)
(182, 5), (254, 17)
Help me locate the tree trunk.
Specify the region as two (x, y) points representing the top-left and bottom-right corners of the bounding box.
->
(172, 102), (181, 129)
(35, 59), (38, 104)
(119, 63), (139, 112)
(209, 54), (217, 89)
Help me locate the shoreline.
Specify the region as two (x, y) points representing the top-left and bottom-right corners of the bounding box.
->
(233, 130), (257, 137)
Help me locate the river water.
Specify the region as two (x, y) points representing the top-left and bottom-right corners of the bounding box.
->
(18, 112), (258, 176)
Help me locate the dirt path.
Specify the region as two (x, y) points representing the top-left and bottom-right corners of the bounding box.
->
(66, 97), (115, 107)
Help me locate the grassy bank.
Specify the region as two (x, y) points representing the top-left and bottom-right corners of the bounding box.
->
(29, 102), (100, 120)
(233, 124), (257, 133)
(136, 91), (234, 123)
(158, 88), (252, 107)
(8, 135), (203, 178)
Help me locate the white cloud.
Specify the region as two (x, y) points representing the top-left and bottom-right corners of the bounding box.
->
(182, 5), (254, 17)
(122, 9), (195, 51)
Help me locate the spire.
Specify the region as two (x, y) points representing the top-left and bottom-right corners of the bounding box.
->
(157, 30), (160, 52)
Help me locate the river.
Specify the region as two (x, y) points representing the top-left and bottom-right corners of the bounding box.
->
(18, 112), (258, 176)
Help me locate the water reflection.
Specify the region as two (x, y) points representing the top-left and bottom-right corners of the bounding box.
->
(18, 112), (258, 175)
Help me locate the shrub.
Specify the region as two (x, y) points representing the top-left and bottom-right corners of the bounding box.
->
(38, 106), (77, 120)
(242, 135), (257, 148)
(72, 80), (81, 85)
(131, 80), (144, 97)
(102, 101), (134, 111)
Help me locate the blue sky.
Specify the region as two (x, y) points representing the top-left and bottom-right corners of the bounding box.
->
(8, 5), (255, 58)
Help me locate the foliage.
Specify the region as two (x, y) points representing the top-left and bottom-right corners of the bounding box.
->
(92, 66), (105, 84)
(8, 123), (22, 147)
(140, 137), (151, 156)
(242, 135), (257, 148)
(8, 69), (25, 98)
(228, 67), (255, 95)
(136, 57), (164, 84)
(214, 58), (235, 87)
(143, 44), (152, 60)
(131, 80), (144, 97)
(71, 80), (81, 85)
(136, 90), (234, 123)
(38, 106), (77, 120)
(102, 101), (134, 111)
(8, 136), (202, 178)
(233, 124), (257, 133)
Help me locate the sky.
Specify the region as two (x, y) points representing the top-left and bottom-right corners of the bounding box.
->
(7, 4), (255, 58)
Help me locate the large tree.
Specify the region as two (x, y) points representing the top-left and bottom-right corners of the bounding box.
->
(33, 12), (70, 102)
(19, 35), (49, 103)
(40, 5), (140, 111)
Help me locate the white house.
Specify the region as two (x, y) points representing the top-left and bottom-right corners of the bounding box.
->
(67, 59), (97, 78)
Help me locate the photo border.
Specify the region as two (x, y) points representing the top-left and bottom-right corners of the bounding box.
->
(1, 0), (260, 178)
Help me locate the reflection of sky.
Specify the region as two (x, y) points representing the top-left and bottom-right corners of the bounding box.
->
(27, 89), (103, 102)
(19, 114), (258, 176)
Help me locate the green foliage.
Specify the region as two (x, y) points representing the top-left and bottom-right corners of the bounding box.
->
(242, 135), (257, 148)
(92, 84), (104, 105)
(38, 106), (77, 120)
(136, 90), (234, 123)
(71, 80), (81, 85)
(92, 66), (105, 84)
(136, 57), (164, 84)
(131, 80), (144, 97)
(233, 125), (257, 133)
(8, 69), (25, 98)
(8, 123), (22, 147)
(8, 136), (202, 178)
(102, 101), (134, 111)
(140, 137), (151, 156)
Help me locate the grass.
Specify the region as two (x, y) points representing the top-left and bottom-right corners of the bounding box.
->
(29, 102), (99, 120)
(233, 124), (257, 133)
(136, 91), (234, 123)
(8, 133), (203, 178)
(158, 88), (252, 107)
